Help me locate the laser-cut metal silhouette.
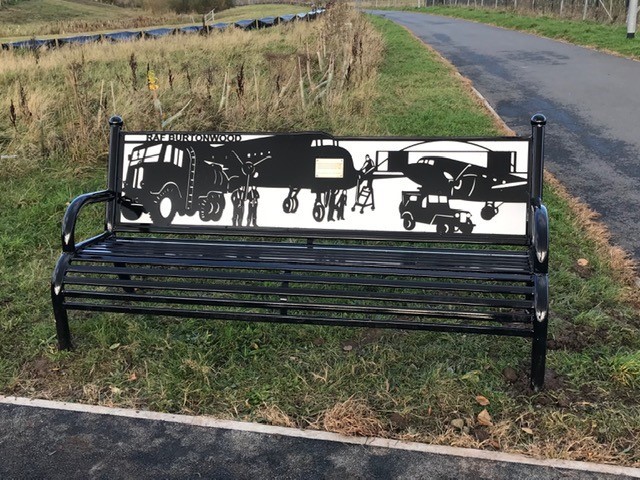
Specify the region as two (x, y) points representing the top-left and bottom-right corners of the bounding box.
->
(383, 150), (528, 221)
(119, 133), (528, 235)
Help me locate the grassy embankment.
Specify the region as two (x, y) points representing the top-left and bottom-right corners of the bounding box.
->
(0, 5), (639, 465)
(0, 1), (308, 41)
(406, 6), (640, 60)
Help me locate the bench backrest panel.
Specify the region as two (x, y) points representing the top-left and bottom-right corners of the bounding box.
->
(112, 131), (533, 243)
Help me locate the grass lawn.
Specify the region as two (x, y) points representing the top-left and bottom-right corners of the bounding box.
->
(0, 2), (309, 41)
(214, 4), (309, 23)
(0, 0), (155, 39)
(405, 6), (640, 60)
(0, 9), (639, 465)
(0, 0), (140, 25)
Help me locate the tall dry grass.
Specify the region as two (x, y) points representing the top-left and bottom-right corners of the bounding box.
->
(0, 5), (383, 178)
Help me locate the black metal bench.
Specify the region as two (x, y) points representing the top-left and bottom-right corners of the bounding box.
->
(52, 115), (550, 390)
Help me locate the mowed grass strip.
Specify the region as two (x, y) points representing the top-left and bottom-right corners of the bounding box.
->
(406, 6), (640, 60)
(0, 9), (639, 465)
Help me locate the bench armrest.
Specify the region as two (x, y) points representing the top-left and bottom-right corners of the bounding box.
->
(532, 203), (549, 274)
(62, 190), (116, 253)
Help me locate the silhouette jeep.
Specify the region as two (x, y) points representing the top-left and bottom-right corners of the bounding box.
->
(399, 192), (474, 234)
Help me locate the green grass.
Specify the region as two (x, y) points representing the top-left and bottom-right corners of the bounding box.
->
(214, 4), (309, 23)
(0, 0), (150, 39)
(0, 0), (138, 25)
(407, 6), (640, 59)
(0, 2), (308, 41)
(370, 15), (495, 136)
(1, 12), (639, 465)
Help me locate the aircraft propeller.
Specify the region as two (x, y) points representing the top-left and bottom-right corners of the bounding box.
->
(230, 149), (271, 200)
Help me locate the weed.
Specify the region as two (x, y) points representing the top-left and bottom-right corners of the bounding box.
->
(9, 100), (17, 129)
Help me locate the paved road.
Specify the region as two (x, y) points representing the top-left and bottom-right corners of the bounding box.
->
(1, 401), (638, 479)
(371, 10), (640, 259)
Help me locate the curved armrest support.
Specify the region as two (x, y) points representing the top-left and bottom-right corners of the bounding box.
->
(532, 203), (549, 274)
(62, 190), (116, 253)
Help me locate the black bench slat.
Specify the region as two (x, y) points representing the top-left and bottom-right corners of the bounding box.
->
(64, 302), (534, 335)
(64, 278), (533, 310)
(112, 236), (529, 258)
(71, 253), (534, 282)
(85, 249), (530, 273)
(64, 290), (531, 323)
(98, 237), (530, 263)
(66, 265), (534, 295)
(83, 239), (531, 272)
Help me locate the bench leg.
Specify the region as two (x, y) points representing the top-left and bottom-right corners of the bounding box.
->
(52, 253), (73, 350)
(53, 296), (73, 351)
(114, 262), (136, 293)
(531, 274), (549, 391)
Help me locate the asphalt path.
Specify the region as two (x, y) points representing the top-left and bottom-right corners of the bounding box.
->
(371, 10), (640, 259)
(1, 401), (638, 479)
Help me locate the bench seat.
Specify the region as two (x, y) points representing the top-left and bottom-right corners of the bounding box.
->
(60, 235), (537, 337)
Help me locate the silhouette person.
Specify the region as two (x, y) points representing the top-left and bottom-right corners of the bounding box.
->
(362, 154), (375, 190)
(336, 189), (347, 220)
(327, 189), (339, 222)
(247, 186), (259, 227)
(231, 187), (245, 226)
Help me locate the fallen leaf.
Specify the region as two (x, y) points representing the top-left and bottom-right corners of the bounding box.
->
(461, 370), (481, 383)
(577, 258), (589, 267)
(477, 409), (493, 427)
(451, 418), (465, 429)
(109, 343), (120, 350)
(475, 395), (490, 406)
(522, 427), (534, 435)
(110, 386), (122, 395)
(127, 372), (137, 382)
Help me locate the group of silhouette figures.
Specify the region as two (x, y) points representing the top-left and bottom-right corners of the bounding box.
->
(227, 154), (379, 227)
(230, 185), (351, 226)
(326, 189), (348, 222)
(231, 186), (260, 227)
